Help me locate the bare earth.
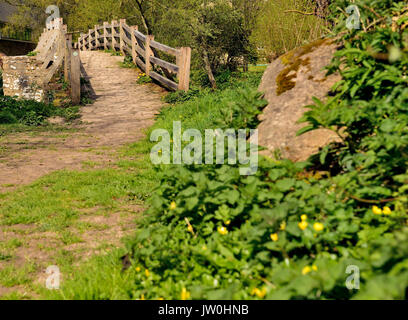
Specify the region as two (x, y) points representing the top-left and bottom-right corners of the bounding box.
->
(0, 51), (165, 190)
(0, 51), (166, 298)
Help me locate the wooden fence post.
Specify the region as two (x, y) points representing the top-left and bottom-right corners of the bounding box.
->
(119, 19), (126, 55)
(88, 29), (93, 50)
(70, 48), (81, 105)
(111, 20), (117, 51)
(64, 33), (72, 82)
(145, 35), (154, 76)
(130, 25), (138, 64)
(95, 25), (100, 49)
(103, 22), (108, 50)
(178, 47), (191, 91)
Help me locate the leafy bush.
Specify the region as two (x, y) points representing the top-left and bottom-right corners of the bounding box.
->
(117, 1), (408, 300)
(0, 96), (54, 125)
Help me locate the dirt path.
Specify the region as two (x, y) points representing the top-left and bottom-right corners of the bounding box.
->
(0, 51), (166, 298)
(0, 51), (165, 191)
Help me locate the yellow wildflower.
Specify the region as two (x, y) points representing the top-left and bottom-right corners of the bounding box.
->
(255, 287), (267, 299)
(270, 233), (279, 242)
(301, 214), (308, 221)
(202, 245), (207, 251)
(135, 266), (141, 272)
(313, 222), (324, 232)
(140, 294), (145, 300)
(181, 287), (190, 300)
(280, 221), (286, 231)
(158, 298), (164, 300)
(383, 206), (392, 215)
(145, 269), (150, 277)
(170, 201), (177, 210)
(251, 287), (267, 299)
(312, 265), (318, 271)
(372, 206), (382, 215)
(298, 221), (308, 231)
(302, 266), (312, 275)
(225, 220), (231, 226)
(218, 226), (228, 235)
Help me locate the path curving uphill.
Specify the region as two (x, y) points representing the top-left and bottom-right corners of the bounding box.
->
(0, 51), (165, 191)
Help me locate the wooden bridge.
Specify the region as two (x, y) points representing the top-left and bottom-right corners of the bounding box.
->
(1, 17), (191, 104)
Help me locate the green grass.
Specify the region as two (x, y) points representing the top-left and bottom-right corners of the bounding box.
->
(0, 68), (264, 299)
(0, 263), (38, 288)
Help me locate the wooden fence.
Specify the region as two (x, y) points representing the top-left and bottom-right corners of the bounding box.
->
(77, 19), (191, 92)
(35, 18), (80, 104)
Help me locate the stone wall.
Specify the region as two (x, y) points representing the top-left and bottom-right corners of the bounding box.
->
(1, 55), (45, 102)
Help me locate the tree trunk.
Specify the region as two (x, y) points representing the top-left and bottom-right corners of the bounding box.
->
(202, 49), (217, 89)
(134, 0), (151, 34)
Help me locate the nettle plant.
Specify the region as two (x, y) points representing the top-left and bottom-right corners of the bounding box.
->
(122, 1), (408, 300)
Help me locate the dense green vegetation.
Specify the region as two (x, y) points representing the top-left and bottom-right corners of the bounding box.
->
(41, 1), (408, 300)
(0, 95), (81, 127)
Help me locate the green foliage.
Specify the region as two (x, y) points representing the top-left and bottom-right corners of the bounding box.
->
(216, 88), (267, 129)
(0, 96), (54, 125)
(136, 73), (152, 85)
(189, 0), (251, 72)
(104, 49), (123, 57)
(27, 51), (37, 56)
(119, 56), (137, 69)
(252, 0), (327, 61)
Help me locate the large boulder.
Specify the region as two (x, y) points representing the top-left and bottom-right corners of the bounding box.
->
(258, 38), (341, 162)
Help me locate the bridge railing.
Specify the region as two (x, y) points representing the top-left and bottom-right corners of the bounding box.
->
(34, 18), (81, 104)
(77, 19), (191, 92)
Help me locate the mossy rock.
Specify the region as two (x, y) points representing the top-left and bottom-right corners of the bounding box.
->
(258, 38), (342, 162)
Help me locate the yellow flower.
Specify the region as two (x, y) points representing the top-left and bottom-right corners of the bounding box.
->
(181, 287), (190, 300)
(383, 206), (392, 215)
(372, 206), (382, 215)
(312, 265), (318, 271)
(301, 214), (308, 221)
(251, 287), (267, 299)
(302, 266), (312, 275)
(280, 221), (286, 231)
(313, 222), (324, 232)
(135, 266), (141, 272)
(145, 269), (150, 277)
(140, 294), (145, 300)
(298, 221), (308, 231)
(170, 201), (177, 210)
(225, 220), (231, 226)
(218, 226), (228, 235)
(158, 298), (164, 300)
(202, 245), (207, 251)
(270, 233), (279, 242)
(187, 225), (194, 233)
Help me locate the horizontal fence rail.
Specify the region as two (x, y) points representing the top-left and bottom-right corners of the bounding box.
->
(77, 19), (191, 92)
